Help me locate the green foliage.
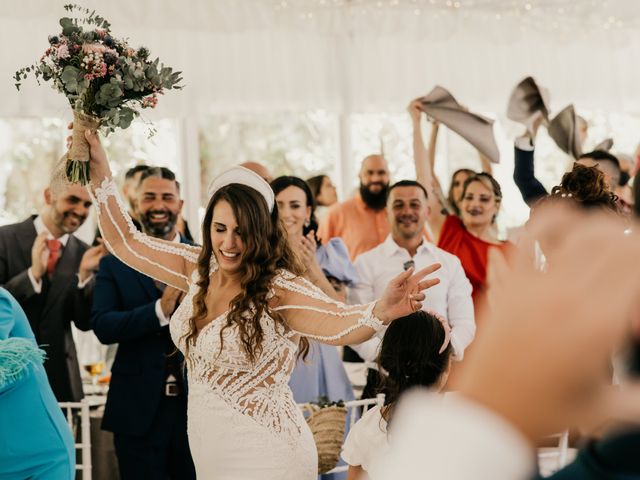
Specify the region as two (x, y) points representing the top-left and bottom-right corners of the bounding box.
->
(60, 66), (80, 93)
(95, 82), (123, 108)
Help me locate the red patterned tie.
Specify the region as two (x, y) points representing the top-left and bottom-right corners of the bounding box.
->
(46, 239), (62, 277)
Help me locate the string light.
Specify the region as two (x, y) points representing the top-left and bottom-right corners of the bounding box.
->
(267, 0), (639, 34)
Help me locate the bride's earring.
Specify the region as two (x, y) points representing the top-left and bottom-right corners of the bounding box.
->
(304, 218), (310, 228)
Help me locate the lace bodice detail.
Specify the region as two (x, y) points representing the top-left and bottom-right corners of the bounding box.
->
(90, 177), (385, 441)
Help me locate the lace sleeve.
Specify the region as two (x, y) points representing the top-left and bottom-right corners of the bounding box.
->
(90, 178), (201, 291)
(272, 271), (384, 346)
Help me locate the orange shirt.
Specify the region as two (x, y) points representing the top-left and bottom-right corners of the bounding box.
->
(317, 195), (389, 261)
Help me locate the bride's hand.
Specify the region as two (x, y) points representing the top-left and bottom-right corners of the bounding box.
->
(373, 263), (441, 324)
(84, 129), (112, 182)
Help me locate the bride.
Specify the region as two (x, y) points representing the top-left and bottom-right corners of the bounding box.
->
(82, 128), (441, 479)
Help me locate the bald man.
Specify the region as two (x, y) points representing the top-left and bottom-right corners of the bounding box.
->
(318, 154), (391, 260)
(239, 161), (273, 184)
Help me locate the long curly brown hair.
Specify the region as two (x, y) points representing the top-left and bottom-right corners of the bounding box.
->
(183, 183), (307, 364)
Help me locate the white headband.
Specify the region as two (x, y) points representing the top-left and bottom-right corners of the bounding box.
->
(206, 166), (275, 212)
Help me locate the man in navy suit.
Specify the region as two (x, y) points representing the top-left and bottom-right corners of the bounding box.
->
(92, 167), (195, 479)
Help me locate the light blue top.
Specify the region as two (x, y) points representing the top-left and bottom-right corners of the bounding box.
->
(0, 287), (75, 479)
(316, 238), (359, 286)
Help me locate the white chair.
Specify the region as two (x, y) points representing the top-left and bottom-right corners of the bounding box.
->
(59, 399), (92, 480)
(538, 430), (570, 477)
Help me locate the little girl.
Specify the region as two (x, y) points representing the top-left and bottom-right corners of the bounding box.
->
(341, 310), (452, 480)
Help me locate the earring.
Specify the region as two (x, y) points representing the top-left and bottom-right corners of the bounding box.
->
(304, 219), (310, 227)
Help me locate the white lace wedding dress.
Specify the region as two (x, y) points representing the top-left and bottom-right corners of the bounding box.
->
(91, 178), (385, 479)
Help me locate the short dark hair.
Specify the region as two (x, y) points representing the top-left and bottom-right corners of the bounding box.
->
(124, 164), (151, 180)
(578, 150), (621, 171)
(139, 166), (180, 192)
(387, 180), (429, 201)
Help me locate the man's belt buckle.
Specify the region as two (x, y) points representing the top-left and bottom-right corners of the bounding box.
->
(165, 383), (179, 397)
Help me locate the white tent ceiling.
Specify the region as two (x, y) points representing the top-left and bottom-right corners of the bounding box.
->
(2, 0), (639, 117)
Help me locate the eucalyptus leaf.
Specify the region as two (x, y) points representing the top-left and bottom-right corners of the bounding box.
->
(60, 66), (79, 93)
(95, 82), (123, 107)
(118, 108), (135, 129)
(60, 17), (81, 36)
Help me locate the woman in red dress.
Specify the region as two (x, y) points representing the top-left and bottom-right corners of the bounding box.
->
(437, 173), (509, 307)
(409, 98), (509, 307)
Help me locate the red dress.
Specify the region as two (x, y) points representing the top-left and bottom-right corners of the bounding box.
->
(437, 215), (509, 308)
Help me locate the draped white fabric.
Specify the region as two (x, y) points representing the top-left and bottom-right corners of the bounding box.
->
(2, 0), (640, 117)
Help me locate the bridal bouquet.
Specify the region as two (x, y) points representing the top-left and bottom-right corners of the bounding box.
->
(14, 4), (183, 184)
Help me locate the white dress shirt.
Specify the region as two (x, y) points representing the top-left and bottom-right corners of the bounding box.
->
(348, 235), (475, 360)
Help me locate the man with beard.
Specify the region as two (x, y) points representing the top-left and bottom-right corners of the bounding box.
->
(348, 180), (475, 398)
(92, 166), (196, 479)
(0, 164), (106, 401)
(318, 154), (391, 260)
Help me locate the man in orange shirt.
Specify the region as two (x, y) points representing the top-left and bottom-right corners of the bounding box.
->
(318, 154), (390, 261)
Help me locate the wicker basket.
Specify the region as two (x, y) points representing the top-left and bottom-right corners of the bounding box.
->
(302, 403), (348, 474)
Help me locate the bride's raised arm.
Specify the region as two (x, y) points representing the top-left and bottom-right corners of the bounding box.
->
(84, 129), (200, 291)
(273, 264), (441, 346)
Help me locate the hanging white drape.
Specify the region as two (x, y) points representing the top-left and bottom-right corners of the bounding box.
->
(2, 0), (640, 117)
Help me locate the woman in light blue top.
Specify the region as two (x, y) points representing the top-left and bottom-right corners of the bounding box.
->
(271, 176), (359, 479)
(0, 287), (75, 479)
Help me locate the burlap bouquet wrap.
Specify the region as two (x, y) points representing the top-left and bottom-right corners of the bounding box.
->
(301, 403), (347, 474)
(65, 110), (101, 184)
(69, 110), (100, 162)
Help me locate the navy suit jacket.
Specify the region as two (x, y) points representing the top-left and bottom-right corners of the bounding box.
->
(513, 145), (549, 207)
(92, 236), (191, 436)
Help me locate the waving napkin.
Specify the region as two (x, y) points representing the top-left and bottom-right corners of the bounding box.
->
(506, 76), (551, 133)
(593, 138), (614, 152)
(418, 86), (501, 163)
(548, 105), (584, 159)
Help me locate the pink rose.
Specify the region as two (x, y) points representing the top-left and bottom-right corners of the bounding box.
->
(57, 44), (70, 59)
(82, 43), (107, 55)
